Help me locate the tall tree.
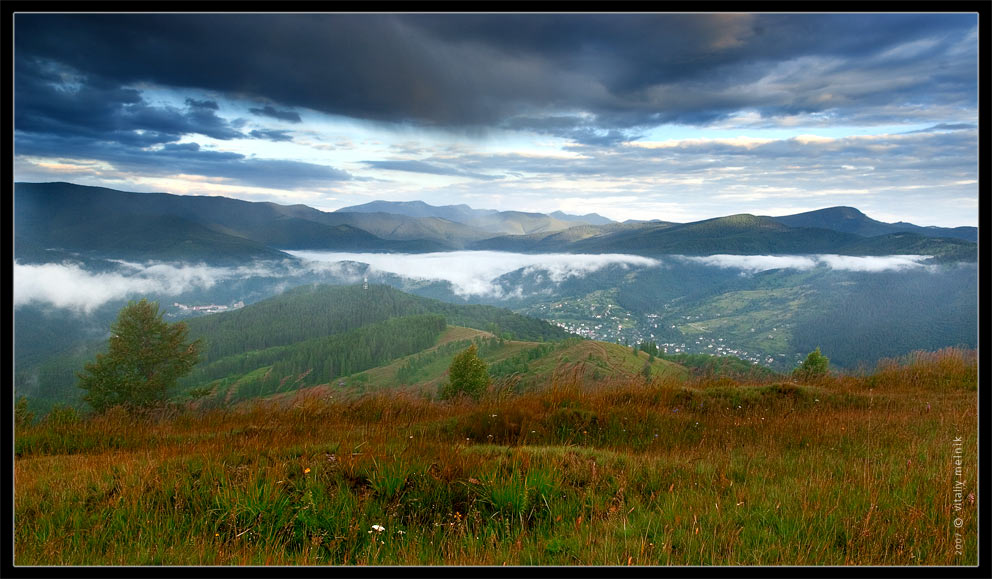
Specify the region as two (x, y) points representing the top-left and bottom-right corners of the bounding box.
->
(78, 299), (201, 412)
(440, 344), (491, 401)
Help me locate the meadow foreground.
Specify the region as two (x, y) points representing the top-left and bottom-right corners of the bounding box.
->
(14, 348), (977, 566)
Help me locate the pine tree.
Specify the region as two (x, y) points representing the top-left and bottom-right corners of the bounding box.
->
(78, 299), (201, 412)
(440, 344), (491, 401)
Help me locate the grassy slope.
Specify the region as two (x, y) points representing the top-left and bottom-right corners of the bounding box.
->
(258, 326), (688, 405)
(14, 348), (977, 566)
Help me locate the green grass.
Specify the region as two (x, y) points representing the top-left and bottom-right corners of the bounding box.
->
(14, 348), (978, 566)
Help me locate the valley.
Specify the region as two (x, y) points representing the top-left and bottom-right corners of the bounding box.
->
(13, 182), (978, 415)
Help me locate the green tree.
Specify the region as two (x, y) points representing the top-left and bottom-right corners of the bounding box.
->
(793, 347), (829, 381)
(78, 299), (201, 412)
(440, 344), (491, 401)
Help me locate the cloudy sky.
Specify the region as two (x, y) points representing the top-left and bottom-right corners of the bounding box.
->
(13, 12), (979, 226)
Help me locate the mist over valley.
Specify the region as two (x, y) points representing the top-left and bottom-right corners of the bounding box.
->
(14, 191), (977, 408)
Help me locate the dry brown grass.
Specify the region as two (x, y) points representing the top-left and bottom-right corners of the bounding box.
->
(14, 348), (978, 566)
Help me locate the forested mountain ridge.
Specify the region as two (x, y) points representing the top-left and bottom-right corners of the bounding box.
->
(478, 214), (976, 261)
(15, 182), (976, 260)
(14, 182), (461, 259)
(173, 283), (693, 403)
(183, 283), (574, 362)
(337, 199), (610, 234)
(16, 283), (580, 412)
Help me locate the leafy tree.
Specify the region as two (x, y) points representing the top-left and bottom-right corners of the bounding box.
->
(440, 344), (491, 401)
(793, 347), (829, 381)
(78, 299), (201, 412)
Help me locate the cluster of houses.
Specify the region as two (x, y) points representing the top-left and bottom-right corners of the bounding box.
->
(171, 300), (245, 315)
(544, 306), (797, 369)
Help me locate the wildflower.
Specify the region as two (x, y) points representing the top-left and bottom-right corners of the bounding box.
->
(369, 524), (385, 533)
(304, 467), (311, 474)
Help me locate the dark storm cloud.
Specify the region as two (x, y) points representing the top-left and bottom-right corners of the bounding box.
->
(249, 105), (303, 123)
(15, 56), (245, 146)
(185, 98), (219, 110)
(14, 13), (977, 136)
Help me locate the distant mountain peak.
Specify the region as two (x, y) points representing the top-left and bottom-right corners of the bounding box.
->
(335, 199), (612, 233)
(770, 206), (975, 242)
(549, 210), (614, 225)
(806, 206), (868, 219)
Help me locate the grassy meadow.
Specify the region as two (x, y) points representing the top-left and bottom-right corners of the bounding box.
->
(14, 348), (978, 567)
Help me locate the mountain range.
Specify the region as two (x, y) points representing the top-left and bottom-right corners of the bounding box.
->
(14, 182), (977, 264)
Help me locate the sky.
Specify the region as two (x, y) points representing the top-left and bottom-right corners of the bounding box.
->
(13, 12), (980, 227)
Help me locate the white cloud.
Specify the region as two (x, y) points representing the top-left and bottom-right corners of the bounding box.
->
(680, 255), (818, 273)
(287, 250), (661, 298)
(815, 254), (934, 272)
(13, 259), (299, 314)
(680, 254), (933, 273)
(13, 251), (940, 314)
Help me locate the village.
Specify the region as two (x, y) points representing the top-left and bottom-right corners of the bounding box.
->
(537, 300), (797, 370)
(166, 300), (246, 317)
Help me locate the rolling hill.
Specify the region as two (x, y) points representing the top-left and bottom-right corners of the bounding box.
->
(14, 182), (457, 260)
(479, 213), (975, 260)
(174, 283), (687, 405)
